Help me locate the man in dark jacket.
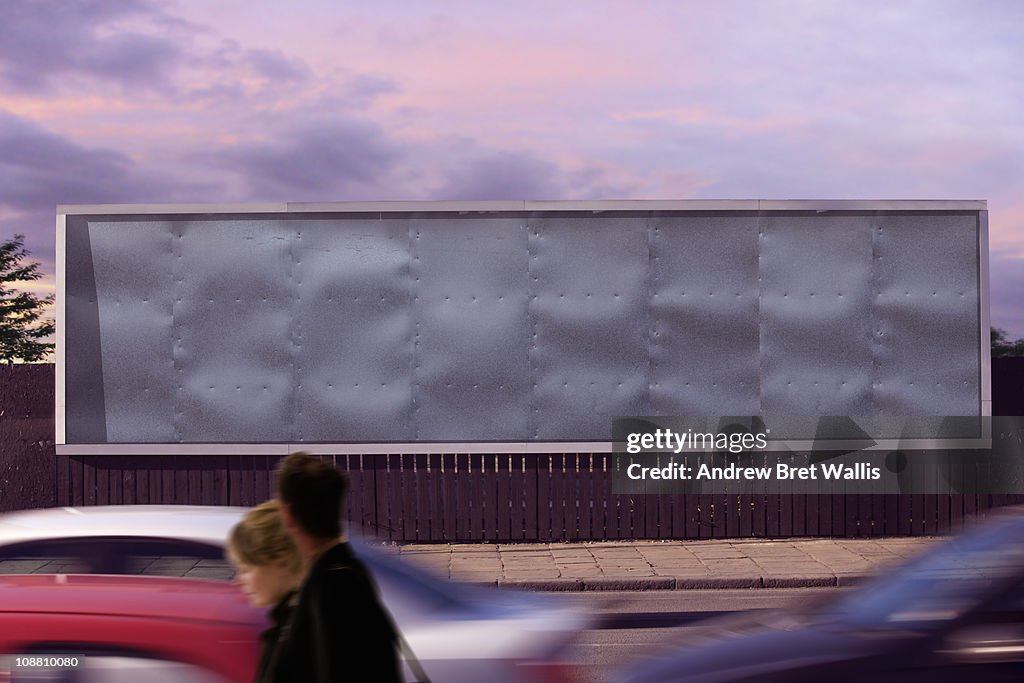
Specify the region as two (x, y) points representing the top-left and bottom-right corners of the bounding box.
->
(275, 451), (401, 683)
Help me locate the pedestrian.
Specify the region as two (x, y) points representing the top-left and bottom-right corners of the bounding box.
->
(226, 499), (303, 683)
(275, 451), (402, 682)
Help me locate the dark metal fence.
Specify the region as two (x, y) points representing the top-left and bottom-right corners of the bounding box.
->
(4, 362), (1024, 539)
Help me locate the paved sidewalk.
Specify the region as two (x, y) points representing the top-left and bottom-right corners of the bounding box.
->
(395, 537), (943, 591)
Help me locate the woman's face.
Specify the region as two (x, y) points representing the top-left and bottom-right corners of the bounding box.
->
(227, 546), (296, 608)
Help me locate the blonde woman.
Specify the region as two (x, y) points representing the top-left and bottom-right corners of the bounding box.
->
(227, 500), (304, 683)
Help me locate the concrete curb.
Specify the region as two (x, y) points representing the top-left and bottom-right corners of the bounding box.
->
(490, 574), (869, 591)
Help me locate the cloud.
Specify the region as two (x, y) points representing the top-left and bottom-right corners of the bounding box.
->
(428, 150), (630, 201)
(0, 111), (222, 266)
(0, 111), (216, 211)
(0, 0), (186, 92)
(243, 48), (312, 85)
(340, 74), (399, 109)
(201, 118), (402, 200)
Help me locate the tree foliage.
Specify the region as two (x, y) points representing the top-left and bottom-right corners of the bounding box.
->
(0, 234), (55, 363)
(992, 327), (1024, 358)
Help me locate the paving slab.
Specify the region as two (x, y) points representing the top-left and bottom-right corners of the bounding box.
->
(391, 537), (940, 591)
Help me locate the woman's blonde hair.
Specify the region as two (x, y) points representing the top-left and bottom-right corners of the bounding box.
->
(228, 499), (302, 575)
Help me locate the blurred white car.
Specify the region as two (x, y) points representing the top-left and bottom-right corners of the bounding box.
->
(0, 505), (591, 682)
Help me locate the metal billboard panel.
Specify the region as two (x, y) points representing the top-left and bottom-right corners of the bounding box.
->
(759, 214), (875, 415)
(649, 215), (761, 415)
(56, 202), (988, 449)
(873, 213), (980, 416)
(410, 217), (531, 440)
(527, 215), (651, 439)
(291, 218), (414, 442)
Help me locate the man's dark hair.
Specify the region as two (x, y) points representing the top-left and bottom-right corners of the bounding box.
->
(276, 451), (350, 539)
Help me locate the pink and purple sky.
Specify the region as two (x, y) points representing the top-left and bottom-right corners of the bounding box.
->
(2, 0), (1022, 338)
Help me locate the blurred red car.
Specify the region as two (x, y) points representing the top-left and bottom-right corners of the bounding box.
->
(0, 573), (260, 682)
(0, 506), (591, 682)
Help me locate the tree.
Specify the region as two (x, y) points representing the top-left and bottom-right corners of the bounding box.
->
(0, 234), (55, 363)
(991, 327), (1024, 358)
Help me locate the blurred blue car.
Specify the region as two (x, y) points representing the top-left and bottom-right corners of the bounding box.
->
(615, 506), (1024, 683)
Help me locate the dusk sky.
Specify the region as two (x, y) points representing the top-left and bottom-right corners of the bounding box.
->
(3, 0), (1022, 338)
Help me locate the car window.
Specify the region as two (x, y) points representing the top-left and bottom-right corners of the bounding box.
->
(0, 537), (233, 579)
